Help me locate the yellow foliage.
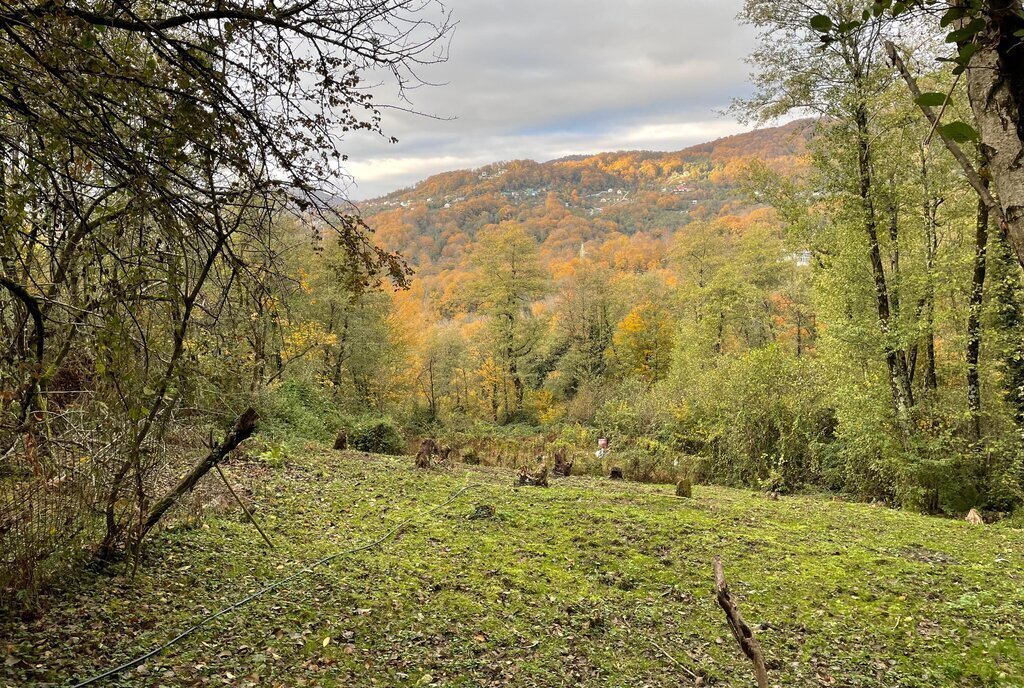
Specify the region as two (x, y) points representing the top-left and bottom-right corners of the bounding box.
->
(282, 321), (337, 361)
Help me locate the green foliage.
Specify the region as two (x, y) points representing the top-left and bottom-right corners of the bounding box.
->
(260, 379), (345, 444)
(254, 441), (288, 469)
(594, 379), (678, 444)
(668, 344), (832, 491)
(938, 120), (979, 143)
(914, 92), (947, 107)
(809, 14), (832, 32)
(349, 417), (406, 456)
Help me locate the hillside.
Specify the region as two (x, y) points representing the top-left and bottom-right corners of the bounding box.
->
(9, 450), (1021, 687)
(361, 120), (812, 277)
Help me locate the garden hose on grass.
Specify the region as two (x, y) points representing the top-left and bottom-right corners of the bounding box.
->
(71, 483), (482, 687)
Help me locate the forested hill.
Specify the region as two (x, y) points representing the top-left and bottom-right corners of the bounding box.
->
(361, 119), (812, 274)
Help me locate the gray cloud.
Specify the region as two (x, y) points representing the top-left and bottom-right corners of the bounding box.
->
(338, 0), (758, 199)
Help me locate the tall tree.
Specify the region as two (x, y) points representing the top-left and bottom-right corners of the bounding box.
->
(466, 223), (547, 420)
(738, 0), (916, 429)
(812, 1), (1024, 269)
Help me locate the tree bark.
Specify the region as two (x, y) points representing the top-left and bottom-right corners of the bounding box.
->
(713, 555), (769, 688)
(967, 174), (991, 442)
(964, 4), (1024, 270)
(922, 164), (939, 392)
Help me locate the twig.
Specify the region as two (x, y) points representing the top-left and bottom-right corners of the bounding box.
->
(215, 463), (274, 549)
(923, 70), (961, 145)
(649, 638), (701, 682)
(713, 555), (768, 688)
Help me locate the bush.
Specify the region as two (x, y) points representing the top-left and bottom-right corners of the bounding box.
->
(665, 345), (831, 491)
(260, 378), (343, 443)
(350, 417), (406, 455)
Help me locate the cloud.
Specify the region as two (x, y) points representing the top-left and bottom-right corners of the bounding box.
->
(337, 0), (758, 199)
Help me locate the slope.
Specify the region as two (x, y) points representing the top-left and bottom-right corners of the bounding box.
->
(7, 448), (1022, 687)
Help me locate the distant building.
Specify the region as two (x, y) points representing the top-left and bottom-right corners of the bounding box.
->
(789, 251), (812, 267)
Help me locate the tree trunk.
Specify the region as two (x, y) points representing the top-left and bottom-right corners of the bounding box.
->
(511, 360), (524, 414)
(967, 174), (991, 442)
(923, 183), (939, 392)
(854, 105), (915, 425)
(965, 5), (1024, 269)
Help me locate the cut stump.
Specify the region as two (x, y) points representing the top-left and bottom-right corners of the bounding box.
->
(517, 465), (549, 488)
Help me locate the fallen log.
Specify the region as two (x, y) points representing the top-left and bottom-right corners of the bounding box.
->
(139, 408), (258, 542)
(713, 555), (768, 688)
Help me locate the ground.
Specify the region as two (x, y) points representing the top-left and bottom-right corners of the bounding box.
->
(2, 449), (1023, 687)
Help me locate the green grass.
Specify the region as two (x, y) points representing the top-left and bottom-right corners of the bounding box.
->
(3, 449), (1023, 687)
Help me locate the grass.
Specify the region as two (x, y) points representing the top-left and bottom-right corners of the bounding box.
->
(2, 447), (1023, 687)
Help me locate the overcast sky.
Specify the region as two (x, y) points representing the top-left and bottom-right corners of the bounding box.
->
(342, 0), (758, 200)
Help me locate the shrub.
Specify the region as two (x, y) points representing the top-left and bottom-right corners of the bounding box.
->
(350, 417), (406, 455)
(260, 378), (343, 443)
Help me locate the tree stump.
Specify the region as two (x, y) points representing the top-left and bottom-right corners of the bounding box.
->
(415, 438), (439, 469)
(609, 467), (624, 480)
(469, 504), (496, 520)
(552, 448), (573, 477)
(675, 478), (692, 498)
(439, 445), (459, 464)
(517, 465), (549, 487)
(333, 429), (348, 451)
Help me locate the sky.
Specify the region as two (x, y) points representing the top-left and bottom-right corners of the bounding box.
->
(341, 0), (759, 200)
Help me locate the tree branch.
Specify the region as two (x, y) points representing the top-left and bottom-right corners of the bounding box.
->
(139, 408), (259, 542)
(884, 40), (1003, 220)
(713, 555), (769, 688)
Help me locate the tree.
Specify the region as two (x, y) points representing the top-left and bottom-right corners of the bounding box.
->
(0, 0), (452, 566)
(466, 223), (547, 420)
(811, 0), (1024, 269)
(610, 303), (674, 383)
(549, 259), (620, 395)
(738, 0), (917, 430)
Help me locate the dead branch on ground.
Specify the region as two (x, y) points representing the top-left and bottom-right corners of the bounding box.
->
(713, 555), (768, 688)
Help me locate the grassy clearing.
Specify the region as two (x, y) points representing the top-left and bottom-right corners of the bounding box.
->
(2, 449), (1023, 687)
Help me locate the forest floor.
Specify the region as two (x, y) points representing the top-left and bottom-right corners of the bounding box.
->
(2, 448), (1023, 688)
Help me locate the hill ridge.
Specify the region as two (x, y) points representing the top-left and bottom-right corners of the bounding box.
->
(361, 119), (812, 278)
